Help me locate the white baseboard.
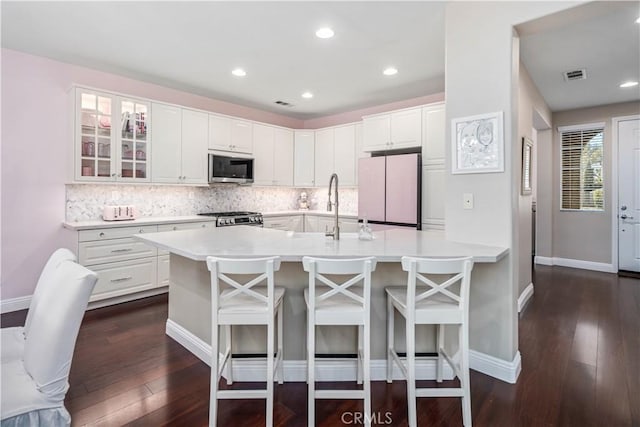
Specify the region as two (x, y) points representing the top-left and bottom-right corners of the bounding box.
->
(0, 295), (31, 314)
(534, 256), (615, 273)
(469, 350), (521, 384)
(87, 287), (168, 310)
(517, 283), (534, 313)
(534, 256), (553, 266)
(166, 319), (455, 382)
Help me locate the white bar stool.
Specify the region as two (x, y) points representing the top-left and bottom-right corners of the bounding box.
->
(206, 256), (285, 427)
(386, 256), (474, 427)
(302, 256), (377, 427)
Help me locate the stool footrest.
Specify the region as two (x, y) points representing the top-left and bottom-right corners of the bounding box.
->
(315, 389), (365, 399)
(416, 388), (464, 398)
(217, 389), (268, 399)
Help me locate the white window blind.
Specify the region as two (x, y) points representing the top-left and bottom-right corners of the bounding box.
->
(560, 125), (604, 210)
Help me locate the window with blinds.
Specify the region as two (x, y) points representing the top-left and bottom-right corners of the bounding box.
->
(560, 125), (604, 210)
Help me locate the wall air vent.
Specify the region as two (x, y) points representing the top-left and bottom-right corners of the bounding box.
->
(563, 69), (587, 81)
(274, 100), (294, 107)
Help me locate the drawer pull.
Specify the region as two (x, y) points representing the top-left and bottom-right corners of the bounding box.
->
(110, 276), (133, 283)
(99, 232), (105, 237)
(139, 229), (144, 233)
(111, 248), (133, 253)
(173, 226), (178, 230)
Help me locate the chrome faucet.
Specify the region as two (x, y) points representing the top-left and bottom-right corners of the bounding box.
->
(325, 173), (340, 240)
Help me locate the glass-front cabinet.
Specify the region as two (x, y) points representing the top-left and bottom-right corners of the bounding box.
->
(75, 87), (150, 182)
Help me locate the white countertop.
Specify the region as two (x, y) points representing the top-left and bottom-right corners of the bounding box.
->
(63, 211), (358, 230)
(133, 226), (508, 263)
(62, 215), (217, 230)
(262, 210), (357, 218)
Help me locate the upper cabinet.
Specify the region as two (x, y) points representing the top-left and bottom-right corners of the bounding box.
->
(208, 114), (253, 154)
(421, 102), (446, 231)
(294, 131), (315, 187)
(314, 124), (357, 187)
(362, 107), (422, 152)
(151, 103), (208, 184)
(253, 124), (293, 186)
(75, 87), (150, 182)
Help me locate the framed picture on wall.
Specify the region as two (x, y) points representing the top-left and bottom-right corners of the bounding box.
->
(451, 111), (504, 174)
(521, 137), (533, 195)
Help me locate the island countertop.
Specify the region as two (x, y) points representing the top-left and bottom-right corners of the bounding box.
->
(133, 226), (508, 263)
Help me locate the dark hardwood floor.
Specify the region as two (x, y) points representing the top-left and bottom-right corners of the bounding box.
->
(2, 265), (639, 426)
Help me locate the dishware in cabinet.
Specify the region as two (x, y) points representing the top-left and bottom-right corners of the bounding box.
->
(74, 87), (151, 182)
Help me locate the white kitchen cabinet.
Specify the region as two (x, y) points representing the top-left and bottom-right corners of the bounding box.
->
(314, 124), (357, 187)
(354, 122), (369, 185)
(151, 104), (208, 184)
(362, 107), (422, 152)
(71, 219), (216, 305)
(74, 87), (150, 182)
(333, 125), (357, 186)
(208, 114), (253, 154)
(253, 124), (294, 186)
(314, 128), (335, 187)
(421, 103), (446, 230)
(294, 131), (315, 186)
(181, 109), (209, 184)
(263, 215), (303, 231)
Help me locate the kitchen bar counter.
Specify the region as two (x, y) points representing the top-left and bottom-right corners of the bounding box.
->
(134, 226), (509, 381)
(135, 226), (507, 263)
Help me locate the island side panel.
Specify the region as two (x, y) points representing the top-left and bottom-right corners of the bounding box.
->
(168, 254), (438, 361)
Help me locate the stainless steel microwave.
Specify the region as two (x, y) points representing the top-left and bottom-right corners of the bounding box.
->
(208, 154), (254, 184)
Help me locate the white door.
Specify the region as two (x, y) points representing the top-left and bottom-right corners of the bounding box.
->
(294, 131), (315, 187)
(314, 128), (334, 186)
(618, 118), (640, 272)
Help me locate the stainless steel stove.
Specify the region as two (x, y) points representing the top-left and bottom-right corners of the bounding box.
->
(198, 211), (263, 227)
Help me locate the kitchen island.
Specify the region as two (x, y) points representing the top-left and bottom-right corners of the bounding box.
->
(134, 226), (509, 381)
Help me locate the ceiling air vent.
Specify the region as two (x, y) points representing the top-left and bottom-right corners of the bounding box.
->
(275, 100), (294, 107)
(563, 69), (587, 81)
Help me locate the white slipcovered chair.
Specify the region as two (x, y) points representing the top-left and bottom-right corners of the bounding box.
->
(1, 260), (98, 426)
(1, 248), (76, 363)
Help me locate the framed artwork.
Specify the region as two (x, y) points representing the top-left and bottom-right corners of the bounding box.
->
(521, 137), (533, 195)
(451, 111), (504, 174)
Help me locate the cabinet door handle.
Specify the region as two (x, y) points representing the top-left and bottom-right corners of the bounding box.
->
(110, 276), (133, 283)
(138, 229), (144, 233)
(111, 173), (116, 177)
(201, 224), (206, 228)
(99, 232), (105, 237)
(111, 248), (133, 253)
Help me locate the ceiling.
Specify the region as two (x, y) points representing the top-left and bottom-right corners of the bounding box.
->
(1, 2), (638, 119)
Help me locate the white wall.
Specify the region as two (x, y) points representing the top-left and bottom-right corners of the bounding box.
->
(517, 64), (551, 297)
(445, 1), (578, 363)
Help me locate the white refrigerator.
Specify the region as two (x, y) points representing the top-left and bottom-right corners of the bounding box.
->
(358, 153), (421, 230)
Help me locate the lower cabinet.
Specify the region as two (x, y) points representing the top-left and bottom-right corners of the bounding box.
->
(263, 215), (304, 231)
(303, 214), (359, 233)
(75, 220), (213, 305)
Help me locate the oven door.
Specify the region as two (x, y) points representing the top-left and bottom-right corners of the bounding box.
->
(209, 154), (254, 184)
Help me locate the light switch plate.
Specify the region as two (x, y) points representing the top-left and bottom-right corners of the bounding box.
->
(463, 193), (474, 210)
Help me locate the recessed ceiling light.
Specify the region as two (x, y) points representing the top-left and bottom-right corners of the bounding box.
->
(315, 27), (334, 39)
(301, 92), (314, 99)
(620, 81), (639, 88)
(231, 68), (246, 77)
(383, 67), (398, 76)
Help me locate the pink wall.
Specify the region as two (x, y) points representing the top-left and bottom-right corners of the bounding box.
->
(302, 92), (445, 129)
(0, 48), (444, 303)
(0, 48), (303, 302)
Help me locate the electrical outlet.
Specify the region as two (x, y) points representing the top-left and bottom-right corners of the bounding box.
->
(463, 193), (474, 210)
(188, 191), (195, 199)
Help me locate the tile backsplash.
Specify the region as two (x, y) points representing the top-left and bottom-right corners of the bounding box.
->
(66, 184), (358, 222)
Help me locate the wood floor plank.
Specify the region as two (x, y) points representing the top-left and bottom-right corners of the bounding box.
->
(3, 267), (639, 426)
